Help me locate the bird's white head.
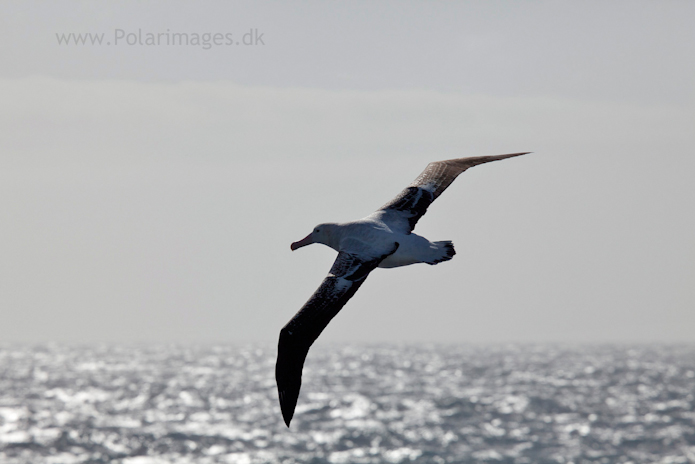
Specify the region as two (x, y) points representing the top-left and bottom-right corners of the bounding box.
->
(290, 223), (339, 251)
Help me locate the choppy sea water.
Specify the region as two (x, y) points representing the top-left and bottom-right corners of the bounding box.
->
(1, 344), (694, 464)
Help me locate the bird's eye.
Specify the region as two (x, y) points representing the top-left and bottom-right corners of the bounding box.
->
(314, 228), (320, 233)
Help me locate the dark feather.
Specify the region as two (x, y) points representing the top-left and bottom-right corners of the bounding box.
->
(276, 244), (399, 426)
(379, 153), (529, 233)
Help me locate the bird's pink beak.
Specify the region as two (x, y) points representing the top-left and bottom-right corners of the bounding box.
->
(291, 233), (314, 251)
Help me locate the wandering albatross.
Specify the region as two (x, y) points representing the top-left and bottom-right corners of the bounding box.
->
(276, 152), (529, 426)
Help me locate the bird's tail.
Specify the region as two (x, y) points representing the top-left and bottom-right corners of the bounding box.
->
(427, 241), (456, 265)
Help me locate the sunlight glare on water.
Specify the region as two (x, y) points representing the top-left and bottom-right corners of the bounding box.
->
(1, 344), (694, 463)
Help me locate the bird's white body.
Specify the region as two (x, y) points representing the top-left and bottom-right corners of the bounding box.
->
(378, 233), (450, 268)
(306, 214), (453, 269)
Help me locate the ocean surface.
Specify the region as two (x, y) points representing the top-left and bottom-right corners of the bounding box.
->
(1, 343), (694, 464)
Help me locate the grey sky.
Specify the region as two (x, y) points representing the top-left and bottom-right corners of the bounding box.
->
(1, 1), (693, 344)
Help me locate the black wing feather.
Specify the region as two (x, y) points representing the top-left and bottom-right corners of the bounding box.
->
(276, 245), (398, 426)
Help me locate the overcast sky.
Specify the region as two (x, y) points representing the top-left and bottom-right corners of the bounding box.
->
(1, 1), (693, 345)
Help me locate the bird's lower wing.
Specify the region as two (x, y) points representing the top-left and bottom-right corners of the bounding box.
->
(276, 244), (398, 426)
(378, 152), (529, 233)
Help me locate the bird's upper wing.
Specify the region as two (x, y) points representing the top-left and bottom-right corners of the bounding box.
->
(276, 243), (399, 427)
(377, 152), (529, 234)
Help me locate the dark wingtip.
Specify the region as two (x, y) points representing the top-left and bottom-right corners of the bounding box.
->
(443, 152), (532, 170)
(493, 151), (531, 159)
(277, 389), (295, 427)
(280, 396), (294, 427)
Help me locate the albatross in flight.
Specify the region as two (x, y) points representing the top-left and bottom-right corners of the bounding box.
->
(276, 152), (529, 426)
